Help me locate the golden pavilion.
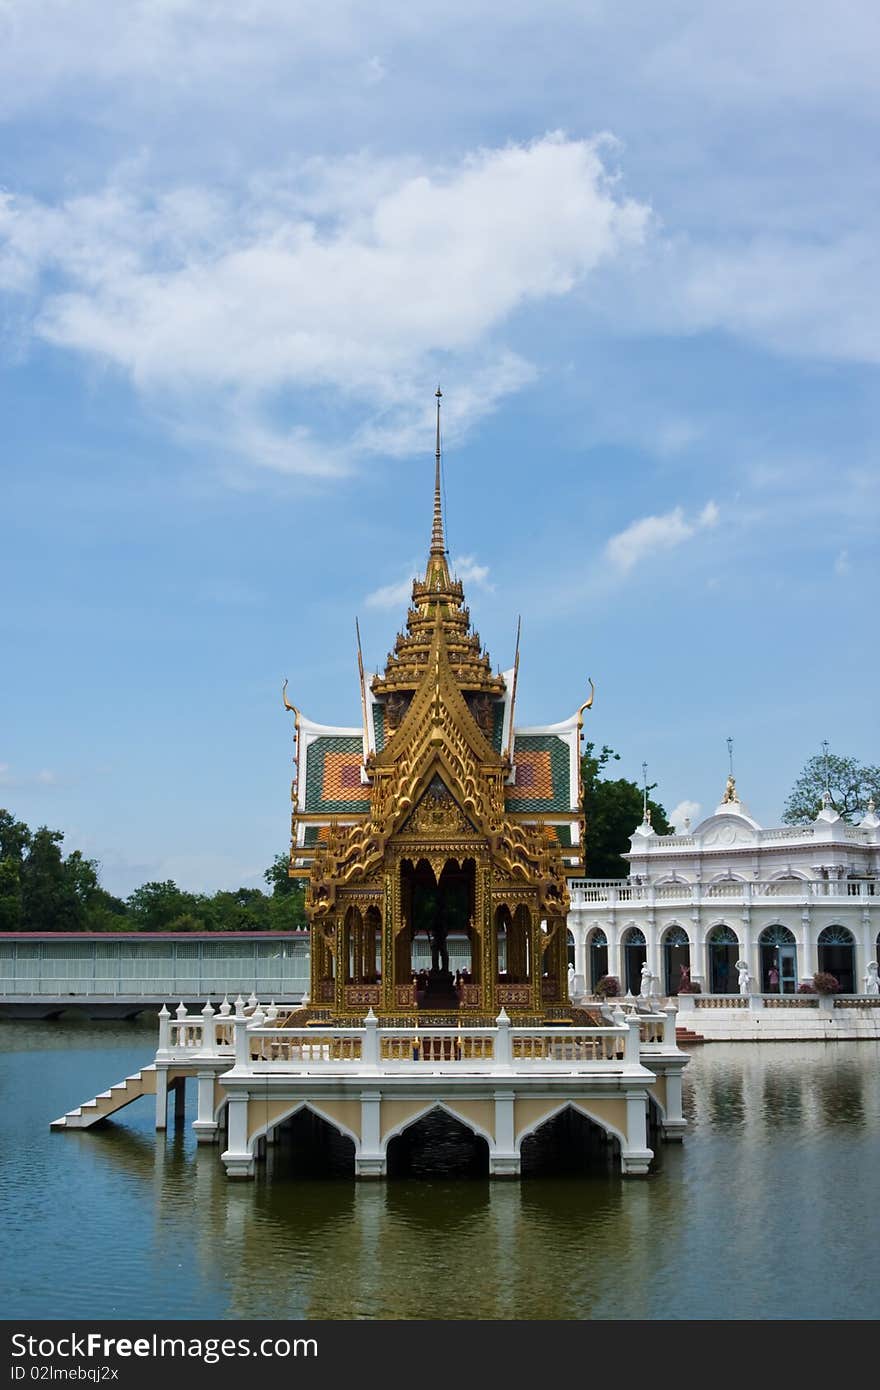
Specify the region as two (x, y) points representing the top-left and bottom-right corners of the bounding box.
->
(286, 391), (593, 1025)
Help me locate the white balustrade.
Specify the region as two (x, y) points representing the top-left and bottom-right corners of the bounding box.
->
(569, 876), (878, 908)
(156, 1004), (683, 1072)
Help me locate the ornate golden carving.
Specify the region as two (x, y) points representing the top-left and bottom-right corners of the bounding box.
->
(298, 419), (573, 1021)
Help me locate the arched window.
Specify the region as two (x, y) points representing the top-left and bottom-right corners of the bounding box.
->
(759, 925), (796, 946)
(817, 925), (855, 993)
(662, 926), (690, 995)
(587, 928), (608, 991)
(707, 924), (739, 994)
(759, 924), (797, 994)
(621, 927), (647, 994)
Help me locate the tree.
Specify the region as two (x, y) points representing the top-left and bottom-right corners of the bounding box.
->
(0, 857), (22, 931)
(0, 809), (32, 863)
(782, 753), (880, 825)
(582, 743), (671, 879)
(20, 826), (77, 931)
(0, 811), (30, 931)
(264, 851), (307, 929)
(126, 880), (203, 932)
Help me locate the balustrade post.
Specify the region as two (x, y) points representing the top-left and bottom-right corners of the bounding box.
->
(663, 1005), (677, 1047)
(234, 1016), (249, 1067)
(157, 1004), (170, 1056)
(362, 1007), (380, 1069)
(494, 1008), (512, 1068)
(201, 1000), (215, 1057)
(625, 1017), (642, 1067)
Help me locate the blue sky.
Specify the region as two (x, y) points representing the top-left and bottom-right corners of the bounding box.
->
(1, 2), (877, 896)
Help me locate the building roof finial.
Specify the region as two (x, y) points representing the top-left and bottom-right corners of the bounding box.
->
(821, 738), (832, 808)
(721, 734), (738, 804)
(431, 386), (446, 558)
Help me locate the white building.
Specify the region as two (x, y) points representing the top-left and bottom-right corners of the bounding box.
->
(567, 783), (880, 999)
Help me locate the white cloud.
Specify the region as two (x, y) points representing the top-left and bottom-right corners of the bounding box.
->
(605, 500), (719, 575)
(452, 555), (492, 589)
(596, 232), (880, 368)
(0, 135), (649, 475)
(669, 799), (701, 832)
(834, 549), (851, 577)
(364, 552), (491, 609)
(364, 576), (415, 610)
(363, 55), (386, 85)
(0, 763), (59, 788)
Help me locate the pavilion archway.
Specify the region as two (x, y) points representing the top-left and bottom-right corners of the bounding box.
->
(385, 1103), (490, 1178)
(518, 1101), (622, 1176)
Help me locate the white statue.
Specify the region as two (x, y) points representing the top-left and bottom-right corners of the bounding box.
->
(864, 961), (880, 996)
(567, 963), (576, 998)
(639, 962), (652, 999)
(736, 959), (751, 997)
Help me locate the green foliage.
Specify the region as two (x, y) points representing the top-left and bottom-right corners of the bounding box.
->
(782, 753), (880, 825)
(126, 880), (202, 932)
(581, 744), (671, 878)
(0, 809), (32, 862)
(0, 806), (306, 934)
(0, 856), (23, 931)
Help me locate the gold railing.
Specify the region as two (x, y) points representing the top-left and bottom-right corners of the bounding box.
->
(512, 1033), (624, 1062)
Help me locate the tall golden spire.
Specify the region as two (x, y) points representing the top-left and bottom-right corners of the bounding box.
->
(430, 386), (446, 558)
(371, 387), (504, 701)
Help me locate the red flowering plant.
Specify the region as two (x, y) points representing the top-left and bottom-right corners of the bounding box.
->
(595, 975), (620, 998)
(812, 972), (840, 995)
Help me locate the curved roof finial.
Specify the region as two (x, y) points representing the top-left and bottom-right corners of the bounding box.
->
(430, 386), (446, 558)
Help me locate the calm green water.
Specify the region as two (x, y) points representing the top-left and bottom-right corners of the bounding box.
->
(2, 1018), (878, 1320)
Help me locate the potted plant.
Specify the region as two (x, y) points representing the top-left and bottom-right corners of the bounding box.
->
(595, 974), (620, 999)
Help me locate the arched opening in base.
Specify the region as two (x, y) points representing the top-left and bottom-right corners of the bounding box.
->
(520, 1106), (620, 1177)
(269, 1107), (356, 1178)
(386, 1108), (489, 1179)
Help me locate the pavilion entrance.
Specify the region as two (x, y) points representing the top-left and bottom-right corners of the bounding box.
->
(401, 857), (477, 1009)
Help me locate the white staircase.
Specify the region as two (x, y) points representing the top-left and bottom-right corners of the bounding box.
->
(51, 1064), (158, 1129)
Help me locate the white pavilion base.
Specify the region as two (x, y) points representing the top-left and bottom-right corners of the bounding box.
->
(53, 999), (690, 1181)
